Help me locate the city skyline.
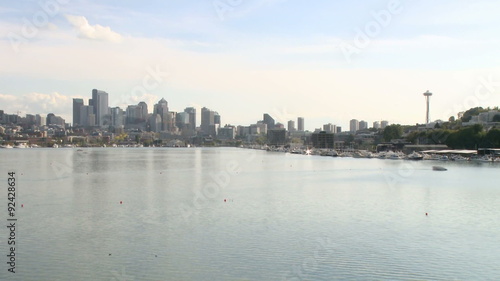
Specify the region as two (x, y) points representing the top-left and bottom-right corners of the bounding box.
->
(1, 1), (500, 130)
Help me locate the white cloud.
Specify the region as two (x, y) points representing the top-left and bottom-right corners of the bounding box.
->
(0, 92), (72, 120)
(65, 14), (122, 42)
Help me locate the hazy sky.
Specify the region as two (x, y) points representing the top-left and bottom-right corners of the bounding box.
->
(1, 0), (500, 130)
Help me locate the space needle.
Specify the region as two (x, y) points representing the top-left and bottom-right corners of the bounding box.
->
(423, 90), (432, 124)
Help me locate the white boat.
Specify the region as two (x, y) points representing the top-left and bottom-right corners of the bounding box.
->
(439, 155), (449, 161)
(451, 155), (468, 161)
(0, 144), (13, 149)
(53, 144), (59, 148)
(471, 156), (493, 163)
(407, 151), (423, 160)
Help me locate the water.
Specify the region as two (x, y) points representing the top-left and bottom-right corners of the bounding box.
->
(1, 147), (500, 280)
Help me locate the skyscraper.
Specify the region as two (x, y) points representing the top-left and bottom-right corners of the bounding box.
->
(154, 98), (169, 131)
(359, 120), (368, 131)
(349, 119), (359, 133)
(91, 89), (109, 127)
(263, 114), (275, 130)
(201, 107), (215, 135)
(373, 121), (380, 129)
(297, 117), (304, 131)
(381, 120), (389, 129)
(287, 120), (295, 132)
(138, 101), (148, 122)
(72, 98), (84, 126)
(323, 123), (335, 133)
(184, 107), (196, 130)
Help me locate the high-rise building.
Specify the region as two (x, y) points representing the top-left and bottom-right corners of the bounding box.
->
(359, 120), (368, 130)
(176, 112), (190, 130)
(381, 120), (389, 129)
(46, 113), (65, 126)
(73, 98), (84, 126)
(287, 120), (295, 132)
(323, 123), (336, 133)
(201, 107), (215, 135)
(149, 114), (162, 133)
(373, 121), (380, 129)
(91, 89), (109, 127)
(137, 101), (148, 122)
(297, 117), (304, 131)
(154, 98), (169, 131)
(214, 112), (221, 125)
(184, 107), (196, 130)
(336, 126), (342, 133)
(263, 114), (275, 130)
(35, 114), (46, 126)
(126, 105), (141, 124)
(349, 119), (359, 133)
(110, 107), (124, 128)
(80, 105), (95, 127)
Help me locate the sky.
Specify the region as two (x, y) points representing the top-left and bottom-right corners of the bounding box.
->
(1, 0), (500, 130)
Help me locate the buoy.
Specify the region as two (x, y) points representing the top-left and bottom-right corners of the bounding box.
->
(425, 213), (428, 216)
(224, 199), (226, 202)
(120, 201), (122, 204)
(21, 204), (24, 208)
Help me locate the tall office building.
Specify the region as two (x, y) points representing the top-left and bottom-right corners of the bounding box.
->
(214, 112), (221, 126)
(176, 112), (189, 130)
(373, 121), (380, 129)
(359, 120), (368, 131)
(184, 107), (196, 130)
(110, 107), (124, 128)
(287, 120), (295, 132)
(323, 123), (336, 133)
(91, 89), (109, 127)
(80, 105), (95, 127)
(154, 98), (169, 131)
(381, 120), (389, 129)
(201, 107), (216, 135)
(72, 98), (84, 126)
(297, 117), (304, 131)
(263, 114), (275, 130)
(349, 119), (359, 133)
(137, 101), (148, 122)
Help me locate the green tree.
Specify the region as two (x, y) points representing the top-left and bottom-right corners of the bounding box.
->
(383, 124), (403, 142)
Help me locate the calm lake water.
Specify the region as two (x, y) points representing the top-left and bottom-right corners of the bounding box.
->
(1, 147), (500, 280)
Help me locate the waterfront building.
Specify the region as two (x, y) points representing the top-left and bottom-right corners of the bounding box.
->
(312, 131), (335, 148)
(267, 129), (286, 146)
(218, 126), (236, 140)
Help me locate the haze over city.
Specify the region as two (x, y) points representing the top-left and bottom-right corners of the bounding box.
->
(1, 0), (499, 129)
